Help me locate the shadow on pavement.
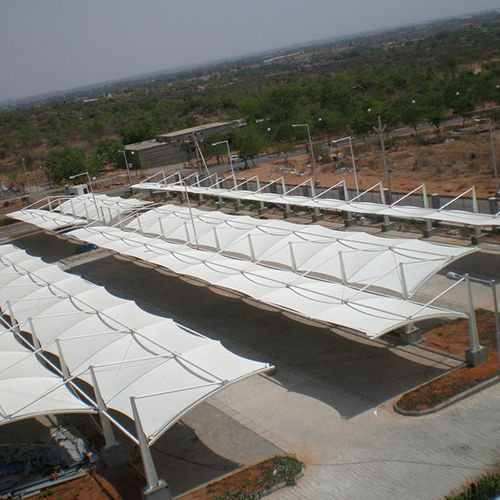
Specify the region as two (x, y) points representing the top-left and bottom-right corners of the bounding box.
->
(10, 233), (446, 418)
(9, 231), (77, 262)
(62, 253), (445, 420)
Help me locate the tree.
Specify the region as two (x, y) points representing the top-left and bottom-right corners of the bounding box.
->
(119, 124), (155, 145)
(43, 148), (102, 183)
(234, 126), (265, 164)
(399, 101), (425, 134)
(276, 141), (295, 163)
(96, 139), (123, 164)
(203, 133), (227, 163)
(425, 106), (446, 142)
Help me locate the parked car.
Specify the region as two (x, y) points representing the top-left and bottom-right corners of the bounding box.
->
(75, 243), (98, 254)
(230, 154), (241, 163)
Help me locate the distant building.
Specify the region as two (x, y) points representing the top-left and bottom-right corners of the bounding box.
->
(123, 119), (246, 171)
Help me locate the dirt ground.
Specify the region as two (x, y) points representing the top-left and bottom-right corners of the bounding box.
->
(243, 127), (500, 198)
(398, 310), (499, 411)
(178, 456), (302, 500)
(30, 467), (143, 500)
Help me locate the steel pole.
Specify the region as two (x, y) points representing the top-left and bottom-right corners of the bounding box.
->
(488, 118), (498, 195)
(90, 367), (118, 448)
(466, 275), (481, 352)
(377, 113), (391, 196)
(348, 137), (359, 195)
(306, 124), (319, 186)
(130, 397), (162, 493)
(22, 158), (30, 194)
(225, 141), (236, 188)
(490, 279), (500, 367)
(183, 182), (199, 248)
(122, 150), (133, 186)
(86, 172), (99, 221)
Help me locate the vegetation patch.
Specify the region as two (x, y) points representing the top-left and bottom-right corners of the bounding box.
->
(0, 216), (17, 226)
(445, 469), (500, 500)
(179, 455), (303, 500)
(397, 310), (499, 412)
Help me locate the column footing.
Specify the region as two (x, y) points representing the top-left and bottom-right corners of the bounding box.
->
(141, 479), (171, 500)
(466, 346), (488, 367)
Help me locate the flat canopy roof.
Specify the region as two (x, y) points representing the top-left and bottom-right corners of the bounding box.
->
(124, 139), (166, 151)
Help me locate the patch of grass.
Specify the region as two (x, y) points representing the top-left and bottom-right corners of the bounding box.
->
(180, 455), (303, 500)
(38, 488), (54, 498)
(445, 470), (500, 499)
(216, 456), (303, 499)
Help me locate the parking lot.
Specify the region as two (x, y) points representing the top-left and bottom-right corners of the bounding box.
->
(10, 231), (481, 497)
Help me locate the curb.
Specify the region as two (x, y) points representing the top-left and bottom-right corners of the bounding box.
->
(394, 374), (500, 416)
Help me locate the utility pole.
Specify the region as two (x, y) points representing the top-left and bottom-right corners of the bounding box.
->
(121, 150), (133, 186)
(192, 135), (202, 173)
(375, 113), (391, 197)
(22, 158), (30, 194)
(488, 118), (498, 196)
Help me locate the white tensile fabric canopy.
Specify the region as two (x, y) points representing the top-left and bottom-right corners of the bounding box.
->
(122, 204), (474, 297)
(9, 199), (474, 297)
(9, 194), (151, 228)
(67, 219), (466, 338)
(132, 179), (500, 227)
(56, 194), (150, 223)
(6, 208), (87, 231)
(0, 321), (92, 425)
(0, 244), (271, 444)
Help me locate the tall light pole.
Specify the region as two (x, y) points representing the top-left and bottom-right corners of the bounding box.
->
(447, 271), (495, 367)
(375, 113), (392, 197)
(212, 140), (236, 187)
(292, 123), (319, 186)
(122, 150), (133, 187)
(22, 158), (31, 194)
(69, 171), (99, 220)
(331, 136), (359, 195)
(266, 127), (272, 156)
(474, 117), (498, 196)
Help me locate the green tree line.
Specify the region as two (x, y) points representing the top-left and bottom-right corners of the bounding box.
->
(0, 13), (499, 180)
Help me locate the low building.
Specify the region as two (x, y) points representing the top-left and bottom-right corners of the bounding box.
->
(124, 119), (245, 171)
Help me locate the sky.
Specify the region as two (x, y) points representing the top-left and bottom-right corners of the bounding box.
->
(0, 0), (498, 102)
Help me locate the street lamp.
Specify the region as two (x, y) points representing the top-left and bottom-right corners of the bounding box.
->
(331, 136), (359, 195)
(22, 158), (31, 194)
(122, 150), (133, 187)
(292, 123), (319, 186)
(375, 113), (392, 198)
(474, 117), (498, 196)
(69, 171), (99, 220)
(212, 140), (236, 187)
(447, 271), (497, 367)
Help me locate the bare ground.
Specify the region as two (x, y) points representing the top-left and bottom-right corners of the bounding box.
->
(244, 128), (500, 198)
